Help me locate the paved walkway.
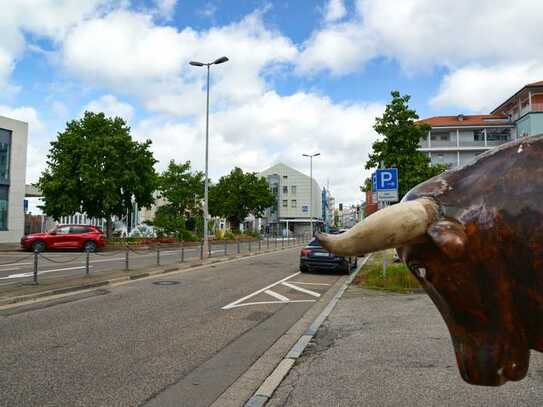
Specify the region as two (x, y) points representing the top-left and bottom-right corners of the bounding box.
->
(268, 286), (543, 407)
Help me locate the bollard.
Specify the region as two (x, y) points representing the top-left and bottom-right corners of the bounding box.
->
(275, 235), (278, 248)
(181, 242), (185, 263)
(156, 245), (160, 266)
(258, 238), (261, 251)
(33, 250), (39, 284)
(209, 242), (212, 257)
(200, 241), (203, 260)
(267, 236), (270, 249)
(125, 246), (129, 270)
(224, 240), (227, 256)
(282, 235), (284, 249)
(86, 249), (90, 275)
(248, 239), (252, 252)
(237, 239), (240, 254)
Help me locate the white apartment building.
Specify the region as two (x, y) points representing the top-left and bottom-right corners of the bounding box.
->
(259, 163), (322, 236)
(418, 80), (543, 168)
(418, 114), (514, 168)
(0, 115), (28, 242)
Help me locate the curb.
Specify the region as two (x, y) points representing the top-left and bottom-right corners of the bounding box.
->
(0, 245), (303, 308)
(244, 255), (372, 407)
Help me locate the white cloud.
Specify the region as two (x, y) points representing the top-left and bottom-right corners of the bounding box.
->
(62, 9), (298, 116)
(152, 0), (177, 20)
(134, 91), (384, 205)
(83, 95), (135, 122)
(0, 0), (115, 89)
(431, 63), (543, 113)
(324, 0), (347, 23)
(0, 105), (44, 132)
(298, 0), (543, 74)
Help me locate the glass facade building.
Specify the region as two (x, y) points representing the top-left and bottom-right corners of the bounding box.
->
(0, 128), (11, 231)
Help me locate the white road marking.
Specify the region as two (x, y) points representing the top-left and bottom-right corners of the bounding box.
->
(288, 281), (330, 286)
(264, 289), (290, 302)
(281, 282), (321, 297)
(222, 272), (300, 310)
(223, 300), (316, 309)
(0, 265), (92, 280)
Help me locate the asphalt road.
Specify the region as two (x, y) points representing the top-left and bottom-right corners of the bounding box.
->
(0, 239), (297, 287)
(0, 248), (342, 406)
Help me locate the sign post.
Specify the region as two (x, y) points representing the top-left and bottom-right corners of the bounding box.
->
(374, 168), (399, 277)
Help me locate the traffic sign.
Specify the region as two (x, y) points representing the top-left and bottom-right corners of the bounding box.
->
(375, 168), (398, 190)
(371, 172), (377, 192)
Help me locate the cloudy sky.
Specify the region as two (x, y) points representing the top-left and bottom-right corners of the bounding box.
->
(2, 0), (542, 208)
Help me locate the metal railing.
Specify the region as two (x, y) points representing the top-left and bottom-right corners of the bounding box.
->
(4, 233), (310, 285)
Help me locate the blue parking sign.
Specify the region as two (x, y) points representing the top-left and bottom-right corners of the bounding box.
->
(375, 168), (398, 190)
(371, 172), (377, 192)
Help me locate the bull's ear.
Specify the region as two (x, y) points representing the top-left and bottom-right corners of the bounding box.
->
(427, 219), (467, 259)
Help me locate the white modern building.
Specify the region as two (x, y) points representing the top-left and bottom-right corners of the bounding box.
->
(418, 80), (543, 168)
(259, 163), (322, 236)
(0, 115), (28, 242)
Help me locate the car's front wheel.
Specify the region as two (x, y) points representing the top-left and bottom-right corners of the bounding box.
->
(32, 240), (46, 252)
(83, 240), (97, 252)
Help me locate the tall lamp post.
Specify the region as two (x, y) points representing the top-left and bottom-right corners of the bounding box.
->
(302, 153), (320, 236)
(189, 56), (229, 259)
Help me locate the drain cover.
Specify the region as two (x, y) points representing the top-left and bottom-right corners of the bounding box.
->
(152, 280), (180, 286)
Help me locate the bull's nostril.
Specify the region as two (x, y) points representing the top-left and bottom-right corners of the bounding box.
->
(417, 267), (426, 278)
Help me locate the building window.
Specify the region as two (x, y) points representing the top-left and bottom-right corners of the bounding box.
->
(283, 175), (288, 180)
(291, 200), (297, 208)
(0, 186), (7, 231)
(282, 200), (288, 208)
(0, 129), (11, 185)
(282, 186), (288, 194)
(271, 186), (278, 195)
(474, 129), (484, 141)
(291, 185), (296, 194)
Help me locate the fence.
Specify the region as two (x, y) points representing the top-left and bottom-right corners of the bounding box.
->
(1, 233), (313, 286)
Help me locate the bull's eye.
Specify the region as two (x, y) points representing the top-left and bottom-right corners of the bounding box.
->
(417, 268), (427, 279)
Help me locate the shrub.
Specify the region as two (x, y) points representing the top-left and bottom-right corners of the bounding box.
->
(224, 230), (235, 240)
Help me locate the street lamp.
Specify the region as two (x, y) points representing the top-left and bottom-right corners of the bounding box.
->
(189, 56), (229, 260)
(302, 152), (320, 236)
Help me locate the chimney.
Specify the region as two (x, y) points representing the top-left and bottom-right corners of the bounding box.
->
(457, 114), (465, 121)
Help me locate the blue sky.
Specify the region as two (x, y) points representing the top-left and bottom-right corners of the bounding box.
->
(2, 0), (543, 207)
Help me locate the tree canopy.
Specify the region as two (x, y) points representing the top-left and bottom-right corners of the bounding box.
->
(365, 91), (447, 198)
(152, 160), (204, 240)
(38, 111), (157, 237)
(209, 167), (275, 231)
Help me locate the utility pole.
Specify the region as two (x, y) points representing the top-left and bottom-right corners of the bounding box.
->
(302, 153), (320, 236)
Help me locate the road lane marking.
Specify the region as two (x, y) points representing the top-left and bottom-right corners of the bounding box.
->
(222, 300), (316, 309)
(264, 290), (290, 302)
(0, 265), (92, 280)
(0, 262), (32, 267)
(0, 266), (22, 272)
(281, 282), (321, 297)
(222, 272), (300, 310)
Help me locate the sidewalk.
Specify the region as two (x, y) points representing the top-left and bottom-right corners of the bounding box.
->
(267, 286), (543, 407)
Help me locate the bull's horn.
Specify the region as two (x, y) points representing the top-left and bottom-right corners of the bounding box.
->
(317, 197), (438, 256)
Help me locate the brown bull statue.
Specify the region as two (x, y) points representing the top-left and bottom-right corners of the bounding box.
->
(318, 135), (543, 386)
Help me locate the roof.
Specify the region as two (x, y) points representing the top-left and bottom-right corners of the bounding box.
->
(418, 114), (512, 127)
(491, 80), (543, 114)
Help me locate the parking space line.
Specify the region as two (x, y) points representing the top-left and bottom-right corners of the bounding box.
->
(264, 290), (290, 302)
(288, 281), (330, 286)
(281, 282), (321, 297)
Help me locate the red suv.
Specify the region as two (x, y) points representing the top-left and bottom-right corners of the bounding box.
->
(21, 225), (106, 252)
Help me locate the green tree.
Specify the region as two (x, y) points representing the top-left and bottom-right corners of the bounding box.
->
(366, 91), (447, 198)
(208, 167), (275, 231)
(151, 160), (204, 239)
(38, 111), (157, 238)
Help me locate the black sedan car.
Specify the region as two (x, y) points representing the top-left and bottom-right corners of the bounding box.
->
(299, 237), (358, 274)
